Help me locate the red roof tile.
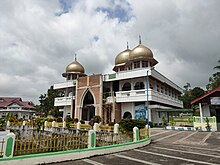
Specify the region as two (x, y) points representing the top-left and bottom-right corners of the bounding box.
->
(0, 97), (35, 109)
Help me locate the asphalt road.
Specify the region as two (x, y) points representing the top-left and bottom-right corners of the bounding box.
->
(49, 129), (220, 165)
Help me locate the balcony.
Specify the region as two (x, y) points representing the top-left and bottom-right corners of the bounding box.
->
(54, 80), (76, 89)
(115, 89), (183, 108)
(54, 96), (75, 106)
(103, 68), (150, 82)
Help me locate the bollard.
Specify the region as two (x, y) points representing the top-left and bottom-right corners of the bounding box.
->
(133, 127), (139, 142)
(52, 121), (56, 127)
(44, 121), (48, 128)
(6, 121), (10, 129)
(114, 123), (119, 134)
(3, 133), (15, 158)
(63, 121), (66, 128)
(77, 122), (81, 130)
(93, 123), (99, 131)
(88, 130), (96, 149)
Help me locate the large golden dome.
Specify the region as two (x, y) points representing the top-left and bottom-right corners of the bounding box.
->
(115, 49), (131, 65)
(130, 44), (153, 60)
(66, 60), (85, 74)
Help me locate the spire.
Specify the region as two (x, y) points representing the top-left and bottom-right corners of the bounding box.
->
(127, 41), (129, 49)
(74, 53), (77, 61)
(139, 35), (142, 44)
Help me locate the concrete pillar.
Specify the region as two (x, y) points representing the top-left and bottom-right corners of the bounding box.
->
(77, 122), (81, 130)
(52, 121), (56, 127)
(133, 127), (139, 142)
(3, 133), (15, 158)
(114, 123), (119, 134)
(63, 121), (66, 128)
(88, 130), (96, 149)
(44, 121), (48, 128)
(93, 123), (99, 131)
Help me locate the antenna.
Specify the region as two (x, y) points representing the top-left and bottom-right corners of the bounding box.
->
(139, 35), (141, 44)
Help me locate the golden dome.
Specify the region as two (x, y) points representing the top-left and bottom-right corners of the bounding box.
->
(66, 60), (85, 74)
(115, 49), (131, 65)
(130, 44), (153, 60)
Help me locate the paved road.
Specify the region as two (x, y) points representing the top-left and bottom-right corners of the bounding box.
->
(51, 129), (220, 165)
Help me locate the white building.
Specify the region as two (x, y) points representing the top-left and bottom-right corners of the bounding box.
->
(53, 39), (183, 126)
(0, 97), (35, 120)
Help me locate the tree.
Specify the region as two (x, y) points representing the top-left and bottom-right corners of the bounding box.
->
(179, 84), (204, 108)
(206, 60), (220, 90)
(37, 86), (61, 117)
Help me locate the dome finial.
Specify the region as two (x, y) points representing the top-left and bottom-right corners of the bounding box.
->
(127, 41), (129, 49)
(139, 35), (142, 44)
(74, 53), (77, 61)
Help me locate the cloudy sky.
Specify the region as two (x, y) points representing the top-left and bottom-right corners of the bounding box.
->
(0, 0), (219, 104)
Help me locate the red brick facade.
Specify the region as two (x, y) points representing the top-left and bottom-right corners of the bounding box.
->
(75, 74), (103, 120)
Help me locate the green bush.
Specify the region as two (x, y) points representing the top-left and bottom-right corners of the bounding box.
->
(73, 118), (79, 123)
(93, 115), (101, 123)
(80, 120), (85, 124)
(47, 118), (54, 122)
(56, 117), (63, 122)
(119, 119), (146, 132)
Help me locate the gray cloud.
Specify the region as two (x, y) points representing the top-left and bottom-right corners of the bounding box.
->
(0, 0), (219, 103)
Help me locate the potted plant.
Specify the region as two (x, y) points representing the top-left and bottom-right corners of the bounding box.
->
(205, 117), (211, 132)
(162, 115), (167, 129)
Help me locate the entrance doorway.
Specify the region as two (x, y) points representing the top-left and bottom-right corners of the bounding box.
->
(82, 91), (95, 121)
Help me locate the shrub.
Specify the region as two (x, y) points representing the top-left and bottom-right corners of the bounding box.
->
(80, 120), (85, 124)
(73, 118), (79, 123)
(47, 118), (54, 122)
(108, 122), (114, 126)
(119, 119), (146, 132)
(56, 117), (63, 122)
(64, 116), (72, 123)
(93, 115), (102, 123)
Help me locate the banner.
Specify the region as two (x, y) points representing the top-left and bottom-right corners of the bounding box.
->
(210, 97), (220, 105)
(134, 104), (146, 120)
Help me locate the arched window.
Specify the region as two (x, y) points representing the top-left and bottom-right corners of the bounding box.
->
(123, 111), (132, 119)
(82, 91), (95, 121)
(122, 82), (131, 91)
(134, 82), (145, 90)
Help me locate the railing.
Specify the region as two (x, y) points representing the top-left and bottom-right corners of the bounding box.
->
(54, 96), (75, 106)
(14, 133), (88, 156)
(193, 116), (217, 131)
(115, 89), (183, 108)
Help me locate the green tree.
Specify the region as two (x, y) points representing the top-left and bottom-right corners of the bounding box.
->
(206, 60), (220, 90)
(38, 86), (61, 117)
(179, 84), (204, 108)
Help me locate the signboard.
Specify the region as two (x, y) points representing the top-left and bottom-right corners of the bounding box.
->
(210, 97), (220, 105)
(134, 104), (146, 120)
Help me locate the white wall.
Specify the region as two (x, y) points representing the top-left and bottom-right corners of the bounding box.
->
(121, 102), (133, 118)
(202, 105), (211, 117)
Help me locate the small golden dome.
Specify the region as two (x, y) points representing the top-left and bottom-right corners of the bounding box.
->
(130, 44), (153, 60)
(115, 49), (131, 65)
(66, 60), (85, 74)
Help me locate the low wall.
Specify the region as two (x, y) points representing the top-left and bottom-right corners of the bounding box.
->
(0, 138), (150, 165)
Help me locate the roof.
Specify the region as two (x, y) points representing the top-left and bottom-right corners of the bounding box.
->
(0, 97), (35, 109)
(191, 87), (220, 105)
(156, 108), (193, 112)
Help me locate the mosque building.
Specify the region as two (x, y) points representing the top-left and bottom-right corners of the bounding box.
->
(53, 38), (183, 126)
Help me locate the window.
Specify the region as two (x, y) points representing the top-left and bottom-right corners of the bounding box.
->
(157, 85), (160, 92)
(134, 82), (145, 90)
(122, 82), (131, 91)
(134, 61), (140, 69)
(150, 84), (153, 89)
(142, 61), (148, 67)
(165, 88), (167, 95)
(161, 87), (164, 93)
(119, 66), (125, 71)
